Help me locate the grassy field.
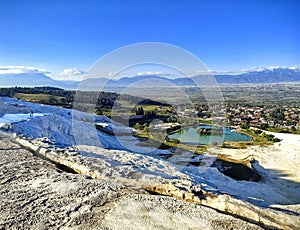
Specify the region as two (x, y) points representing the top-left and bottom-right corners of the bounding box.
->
(14, 93), (67, 106)
(266, 126), (300, 134)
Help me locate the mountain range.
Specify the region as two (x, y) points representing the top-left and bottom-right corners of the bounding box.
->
(1, 67), (300, 90)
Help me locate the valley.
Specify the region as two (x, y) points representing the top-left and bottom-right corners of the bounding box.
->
(0, 79), (300, 230)
(1, 1), (298, 229)
(0, 85), (300, 229)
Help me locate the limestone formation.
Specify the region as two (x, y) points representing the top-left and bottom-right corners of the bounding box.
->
(0, 134), (264, 229)
(5, 135), (299, 229)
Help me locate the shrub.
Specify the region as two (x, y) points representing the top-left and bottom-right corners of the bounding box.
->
(240, 122), (250, 129)
(134, 122), (142, 130)
(172, 139), (180, 144)
(95, 109), (102, 115)
(211, 141), (219, 146)
(254, 129), (263, 134)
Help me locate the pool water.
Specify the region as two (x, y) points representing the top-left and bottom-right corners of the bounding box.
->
(168, 125), (252, 145)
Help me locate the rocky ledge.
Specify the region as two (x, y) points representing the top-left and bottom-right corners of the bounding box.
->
(0, 133), (266, 230)
(0, 134), (261, 229)
(1, 134), (299, 229)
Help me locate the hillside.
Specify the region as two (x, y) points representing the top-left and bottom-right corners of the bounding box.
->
(0, 97), (299, 229)
(0, 87), (170, 114)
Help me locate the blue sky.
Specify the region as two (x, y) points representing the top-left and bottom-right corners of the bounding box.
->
(0, 0), (299, 74)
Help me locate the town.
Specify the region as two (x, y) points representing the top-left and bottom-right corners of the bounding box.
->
(131, 103), (300, 135)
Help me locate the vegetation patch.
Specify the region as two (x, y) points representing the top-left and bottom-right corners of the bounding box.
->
(14, 93), (67, 106)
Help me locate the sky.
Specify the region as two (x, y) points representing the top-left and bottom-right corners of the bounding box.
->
(0, 0), (299, 76)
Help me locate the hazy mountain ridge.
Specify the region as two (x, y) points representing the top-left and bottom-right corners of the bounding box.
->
(214, 67), (300, 84)
(1, 67), (300, 89)
(77, 67), (300, 89)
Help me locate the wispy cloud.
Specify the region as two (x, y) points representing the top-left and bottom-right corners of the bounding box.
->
(0, 66), (50, 75)
(136, 71), (165, 76)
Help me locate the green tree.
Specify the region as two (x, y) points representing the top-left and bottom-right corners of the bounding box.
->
(260, 123), (268, 130)
(227, 114), (234, 120)
(211, 141), (219, 146)
(142, 123), (149, 132)
(291, 125), (296, 132)
(136, 106), (144, 115)
(172, 138), (180, 144)
(134, 122), (142, 130)
(240, 122), (249, 129)
(95, 109), (103, 115)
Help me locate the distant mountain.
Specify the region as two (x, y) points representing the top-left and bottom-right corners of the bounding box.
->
(1, 67), (300, 90)
(0, 72), (81, 90)
(78, 67), (300, 89)
(0, 72), (63, 88)
(214, 67), (300, 84)
(113, 75), (169, 87)
(58, 80), (81, 89)
(77, 75), (169, 91)
(172, 77), (195, 86)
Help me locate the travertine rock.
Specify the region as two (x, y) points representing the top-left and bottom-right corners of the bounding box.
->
(2, 134), (299, 229)
(0, 134), (263, 229)
(15, 136), (300, 229)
